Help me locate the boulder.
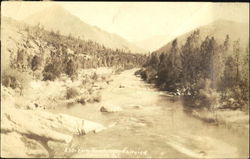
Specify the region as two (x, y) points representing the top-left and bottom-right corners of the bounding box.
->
(1, 132), (48, 158)
(119, 85), (125, 88)
(128, 105), (141, 109)
(56, 113), (106, 134)
(2, 107), (106, 138)
(133, 105), (141, 109)
(100, 105), (123, 113)
(1, 107), (106, 157)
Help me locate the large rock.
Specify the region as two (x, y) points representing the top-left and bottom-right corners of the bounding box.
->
(2, 107), (106, 141)
(1, 107), (106, 158)
(1, 132), (48, 158)
(100, 105), (123, 113)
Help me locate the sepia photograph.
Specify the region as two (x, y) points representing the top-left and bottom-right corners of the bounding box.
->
(1, 1), (249, 158)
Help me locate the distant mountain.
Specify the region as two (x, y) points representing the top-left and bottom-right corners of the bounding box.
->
(134, 34), (174, 52)
(23, 5), (145, 53)
(155, 19), (249, 53)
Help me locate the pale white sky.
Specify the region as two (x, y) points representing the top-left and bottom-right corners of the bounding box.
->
(1, 2), (249, 42)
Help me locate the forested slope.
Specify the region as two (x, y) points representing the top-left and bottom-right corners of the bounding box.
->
(1, 16), (147, 84)
(137, 21), (249, 112)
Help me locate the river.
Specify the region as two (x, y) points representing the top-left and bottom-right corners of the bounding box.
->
(52, 68), (248, 158)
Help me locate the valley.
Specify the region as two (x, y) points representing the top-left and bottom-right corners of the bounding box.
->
(1, 2), (249, 158)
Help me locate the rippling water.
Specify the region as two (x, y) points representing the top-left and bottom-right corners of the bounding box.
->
(53, 69), (249, 158)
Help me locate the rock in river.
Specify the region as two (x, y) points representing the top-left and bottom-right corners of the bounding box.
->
(100, 105), (123, 113)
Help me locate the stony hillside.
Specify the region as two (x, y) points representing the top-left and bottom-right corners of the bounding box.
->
(1, 16), (48, 71)
(1, 16), (146, 76)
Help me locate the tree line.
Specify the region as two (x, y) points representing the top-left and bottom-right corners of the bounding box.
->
(138, 30), (249, 111)
(11, 22), (147, 81)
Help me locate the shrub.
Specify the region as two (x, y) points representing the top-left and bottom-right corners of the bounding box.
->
(106, 80), (110, 85)
(16, 49), (25, 65)
(91, 72), (98, 81)
(114, 67), (123, 74)
(70, 73), (78, 82)
(93, 93), (101, 102)
(144, 67), (158, 83)
(221, 86), (246, 110)
(42, 62), (62, 81)
(134, 69), (143, 76)
(65, 59), (77, 77)
(82, 76), (90, 85)
(66, 87), (79, 99)
(31, 55), (42, 71)
(87, 88), (93, 95)
(194, 79), (220, 111)
(1, 67), (31, 90)
(77, 97), (86, 105)
(139, 69), (147, 80)
(101, 75), (106, 81)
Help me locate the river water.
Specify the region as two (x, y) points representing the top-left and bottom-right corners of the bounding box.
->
(53, 69), (248, 158)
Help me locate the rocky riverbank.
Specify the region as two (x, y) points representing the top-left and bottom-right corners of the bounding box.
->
(1, 68), (248, 158)
(1, 67), (114, 158)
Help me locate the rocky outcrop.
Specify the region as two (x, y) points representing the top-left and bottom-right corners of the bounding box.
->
(1, 106), (106, 158)
(1, 132), (48, 158)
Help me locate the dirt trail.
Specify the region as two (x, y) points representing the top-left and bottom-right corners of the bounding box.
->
(53, 68), (249, 158)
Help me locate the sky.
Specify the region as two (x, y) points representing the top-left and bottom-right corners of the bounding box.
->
(1, 2), (249, 42)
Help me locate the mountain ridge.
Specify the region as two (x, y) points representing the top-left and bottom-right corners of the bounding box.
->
(154, 19), (249, 53)
(23, 5), (146, 53)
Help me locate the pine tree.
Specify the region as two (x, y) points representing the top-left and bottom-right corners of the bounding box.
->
(233, 39), (241, 83)
(31, 55), (42, 71)
(65, 59), (77, 77)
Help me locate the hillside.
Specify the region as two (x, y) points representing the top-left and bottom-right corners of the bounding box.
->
(1, 16), (113, 158)
(1, 16), (146, 75)
(155, 19), (249, 53)
(23, 5), (145, 53)
(137, 18), (249, 130)
(1, 16), (147, 157)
